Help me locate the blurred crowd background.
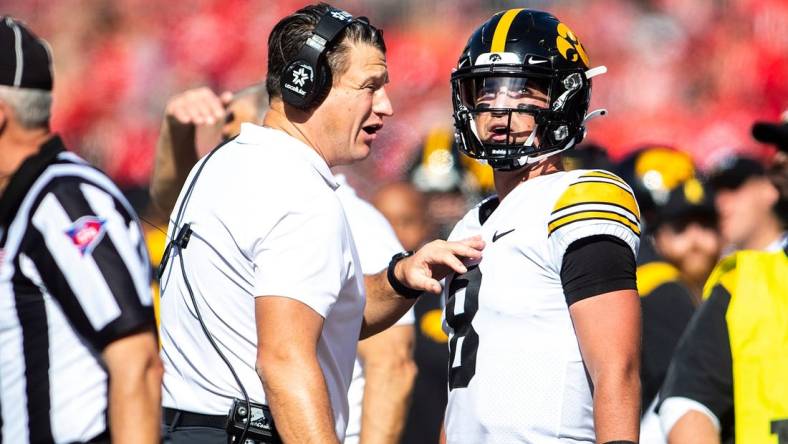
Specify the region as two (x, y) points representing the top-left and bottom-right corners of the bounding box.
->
(4, 1), (786, 442)
(5, 0), (788, 192)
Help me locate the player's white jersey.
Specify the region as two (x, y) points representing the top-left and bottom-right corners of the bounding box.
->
(443, 169), (640, 443)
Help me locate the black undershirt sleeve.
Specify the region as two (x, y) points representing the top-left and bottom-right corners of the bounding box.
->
(560, 235), (637, 306)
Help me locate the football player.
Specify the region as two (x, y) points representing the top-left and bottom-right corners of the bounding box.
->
(443, 9), (641, 443)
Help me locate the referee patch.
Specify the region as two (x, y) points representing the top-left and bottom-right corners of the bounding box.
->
(64, 215), (106, 255)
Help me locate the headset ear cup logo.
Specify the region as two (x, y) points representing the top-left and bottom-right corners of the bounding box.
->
(283, 62), (314, 99)
(330, 10), (352, 21)
(556, 23), (590, 67)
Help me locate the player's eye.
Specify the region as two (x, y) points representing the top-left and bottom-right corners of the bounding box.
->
(476, 93), (496, 103)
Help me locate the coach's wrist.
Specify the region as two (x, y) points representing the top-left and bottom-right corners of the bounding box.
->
(387, 252), (422, 299)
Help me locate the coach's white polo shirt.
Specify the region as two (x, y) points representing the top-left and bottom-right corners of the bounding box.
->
(159, 123), (364, 441)
(335, 175), (415, 442)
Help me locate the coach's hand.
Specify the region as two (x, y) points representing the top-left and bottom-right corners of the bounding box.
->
(394, 236), (484, 294)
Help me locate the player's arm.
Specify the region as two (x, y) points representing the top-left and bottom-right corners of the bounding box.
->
(658, 284), (733, 443)
(150, 87), (230, 213)
(564, 236), (641, 443)
(255, 297), (339, 444)
(357, 324), (417, 444)
(27, 180), (161, 443)
(360, 238), (484, 339)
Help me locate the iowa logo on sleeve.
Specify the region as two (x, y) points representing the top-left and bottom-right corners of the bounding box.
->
(65, 216), (107, 255)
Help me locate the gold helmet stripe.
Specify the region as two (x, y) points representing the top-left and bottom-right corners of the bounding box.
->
(491, 8), (524, 52)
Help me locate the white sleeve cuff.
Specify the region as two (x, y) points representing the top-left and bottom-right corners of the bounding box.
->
(659, 396), (721, 437)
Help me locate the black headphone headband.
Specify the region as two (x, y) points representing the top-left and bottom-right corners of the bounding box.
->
(280, 7), (356, 109)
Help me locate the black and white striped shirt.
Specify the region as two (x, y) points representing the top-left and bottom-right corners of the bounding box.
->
(0, 136), (155, 444)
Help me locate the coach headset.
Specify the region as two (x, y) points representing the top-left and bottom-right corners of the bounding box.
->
(159, 6), (361, 442)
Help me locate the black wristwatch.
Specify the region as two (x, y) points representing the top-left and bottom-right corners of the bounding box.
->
(387, 251), (423, 299)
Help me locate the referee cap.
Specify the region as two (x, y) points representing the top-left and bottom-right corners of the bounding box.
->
(0, 16), (53, 91)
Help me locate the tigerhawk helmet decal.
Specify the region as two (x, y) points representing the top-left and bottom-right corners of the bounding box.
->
(451, 9), (607, 171)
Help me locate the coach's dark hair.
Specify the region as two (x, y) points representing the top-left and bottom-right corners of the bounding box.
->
(265, 3), (386, 102)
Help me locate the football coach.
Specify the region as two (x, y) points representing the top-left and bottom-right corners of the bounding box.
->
(157, 3), (483, 444)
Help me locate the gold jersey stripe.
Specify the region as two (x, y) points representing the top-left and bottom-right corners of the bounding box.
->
(491, 9), (524, 52)
(579, 170), (629, 186)
(553, 181), (640, 220)
(548, 209), (641, 236)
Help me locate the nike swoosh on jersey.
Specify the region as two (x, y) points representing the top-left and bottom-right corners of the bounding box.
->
(492, 228), (516, 242)
(527, 56), (548, 64)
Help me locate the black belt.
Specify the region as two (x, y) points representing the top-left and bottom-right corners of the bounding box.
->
(85, 430), (110, 443)
(163, 407), (227, 429)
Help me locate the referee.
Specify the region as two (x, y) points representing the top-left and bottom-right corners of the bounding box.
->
(0, 18), (161, 443)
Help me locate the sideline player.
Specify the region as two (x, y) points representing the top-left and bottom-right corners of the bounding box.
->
(657, 119), (788, 443)
(443, 9), (641, 443)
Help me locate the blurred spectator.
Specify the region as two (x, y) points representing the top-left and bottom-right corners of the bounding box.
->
(616, 145), (697, 264)
(652, 179), (722, 302)
(372, 181), (447, 444)
(657, 120), (788, 444)
(753, 114), (788, 226)
(373, 182), (433, 253)
(615, 146), (708, 443)
(708, 155), (786, 252)
(407, 128), (486, 239)
(659, 119), (788, 444)
(562, 142), (616, 172)
(5, 0), (787, 186)
(639, 178), (723, 443)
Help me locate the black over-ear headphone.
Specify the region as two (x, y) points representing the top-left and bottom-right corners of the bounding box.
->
(280, 7), (356, 110)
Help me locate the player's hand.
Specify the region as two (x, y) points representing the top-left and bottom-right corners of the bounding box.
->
(164, 87), (233, 127)
(394, 236), (484, 295)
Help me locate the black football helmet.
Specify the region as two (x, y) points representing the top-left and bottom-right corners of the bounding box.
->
(451, 9), (606, 171)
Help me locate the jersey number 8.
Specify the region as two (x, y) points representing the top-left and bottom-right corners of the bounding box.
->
(445, 265), (482, 390)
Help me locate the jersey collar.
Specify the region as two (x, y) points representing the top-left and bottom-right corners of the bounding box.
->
(0, 135), (65, 231)
(236, 123), (339, 190)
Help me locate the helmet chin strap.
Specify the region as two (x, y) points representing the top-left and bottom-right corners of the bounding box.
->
(518, 136), (576, 166)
